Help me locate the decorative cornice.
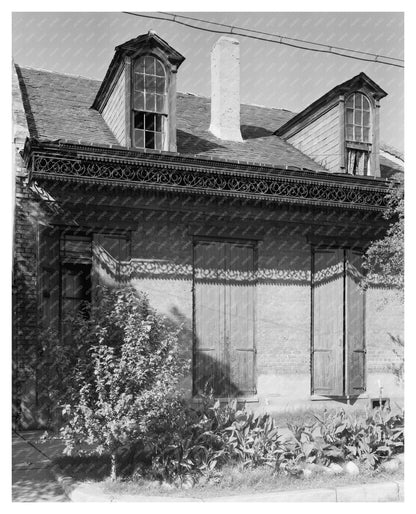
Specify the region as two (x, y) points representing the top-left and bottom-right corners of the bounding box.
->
(24, 138), (390, 211)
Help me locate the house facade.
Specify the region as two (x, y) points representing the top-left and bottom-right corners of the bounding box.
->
(12, 32), (404, 429)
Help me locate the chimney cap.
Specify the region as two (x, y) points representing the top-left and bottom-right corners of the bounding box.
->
(213, 35), (240, 45)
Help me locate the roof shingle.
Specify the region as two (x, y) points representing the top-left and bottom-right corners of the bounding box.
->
(15, 65), (329, 172)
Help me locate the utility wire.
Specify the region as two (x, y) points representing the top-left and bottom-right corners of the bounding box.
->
(123, 11), (404, 69)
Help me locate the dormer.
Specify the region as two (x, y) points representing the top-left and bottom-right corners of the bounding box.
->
(92, 31), (185, 152)
(275, 73), (387, 177)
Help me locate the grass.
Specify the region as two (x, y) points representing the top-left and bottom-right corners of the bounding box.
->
(55, 455), (404, 499)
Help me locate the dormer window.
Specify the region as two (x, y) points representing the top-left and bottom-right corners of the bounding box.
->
(345, 92), (372, 175)
(92, 31), (184, 152)
(132, 56), (167, 150)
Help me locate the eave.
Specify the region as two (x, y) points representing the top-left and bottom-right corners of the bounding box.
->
(22, 138), (391, 212)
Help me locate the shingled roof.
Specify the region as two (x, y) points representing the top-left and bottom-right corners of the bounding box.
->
(15, 65), (329, 172)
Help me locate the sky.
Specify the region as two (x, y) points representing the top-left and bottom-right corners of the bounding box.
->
(12, 11), (404, 152)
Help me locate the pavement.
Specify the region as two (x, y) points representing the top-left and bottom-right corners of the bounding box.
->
(12, 430), (404, 503)
(12, 430), (69, 502)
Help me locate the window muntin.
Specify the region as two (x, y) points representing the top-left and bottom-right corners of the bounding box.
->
(133, 56), (167, 150)
(346, 93), (371, 143)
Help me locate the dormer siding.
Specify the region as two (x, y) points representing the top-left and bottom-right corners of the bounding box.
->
(287, 104), (341, 173)
(101, 66), (127, 146)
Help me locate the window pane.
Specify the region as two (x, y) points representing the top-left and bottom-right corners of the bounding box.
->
(145, 131), (155, 149)
(346, 95), (354, 108)
(362, 96), (370, 111)
(346, 108), (354, 125)
(155, 114), (162, 132)
(133, 91), (144, 110)
(145, 113), (155, 130)
(156, 76), (165, 94)
(134, 57), (145, 73)
(145, 75), (156, 91)
(355, 126), (362, 141)
(155, 132), (162, 150)
(156, 94), (165, 112)
(134, 129), (145, 148)
(144, 56), (155, 74)
(346, 126), (354, 140)
(354, 109), (362, 124)
(155, 60), (165, 77)
(134, 111), (145, 129)
(145, 93), (156, 111)
(363, 111), (370, 126)
(355, 94), (362, 108)
(363, 127), (370, 142)
(134, 73), (144, 91)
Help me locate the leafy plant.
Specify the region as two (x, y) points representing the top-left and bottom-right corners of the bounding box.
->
(224, 409), (283, 468)
(49, 286), (189, 480)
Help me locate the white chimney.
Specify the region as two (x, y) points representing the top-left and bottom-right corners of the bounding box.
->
(209, 36), (243, 142)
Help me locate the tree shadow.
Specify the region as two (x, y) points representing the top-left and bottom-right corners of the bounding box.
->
(168, 305), (243, 398)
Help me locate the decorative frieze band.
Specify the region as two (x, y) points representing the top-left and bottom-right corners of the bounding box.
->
(30, 154), (389, 211)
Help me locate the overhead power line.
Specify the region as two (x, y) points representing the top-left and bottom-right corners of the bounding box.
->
(123, 11), (404, 69)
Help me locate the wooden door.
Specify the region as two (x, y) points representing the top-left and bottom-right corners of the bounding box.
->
(346, 250), (366, 395)
(312, 248), (344, 396)
(194, 240), (256, 396)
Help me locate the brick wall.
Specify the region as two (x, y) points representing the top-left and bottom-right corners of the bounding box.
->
(13, 154), (46, 427)
(13, 180), (404, 423)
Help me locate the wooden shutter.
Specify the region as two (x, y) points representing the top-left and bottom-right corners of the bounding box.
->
(312, 248), (344, 396)
(346, 250), (366, 395)
(37, 225), (61, 421)
(194, 240), (256, 397)
(228, 242), (256, 395)
(193, 241), (227, 396)
(38, 225), (60, 333)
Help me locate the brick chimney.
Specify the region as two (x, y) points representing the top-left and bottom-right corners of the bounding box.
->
(209, 36), (243, 142)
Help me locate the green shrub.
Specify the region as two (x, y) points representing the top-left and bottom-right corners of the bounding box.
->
(51, 286), (189, 480)
(285, 407), (404, 470)
(142, 395), (284, 483)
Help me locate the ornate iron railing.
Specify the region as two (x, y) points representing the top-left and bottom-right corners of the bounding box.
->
(28, 149), (390, 211)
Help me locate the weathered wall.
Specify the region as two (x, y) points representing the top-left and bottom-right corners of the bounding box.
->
(13, 175), (404, 425)
(287, 105), (340, 173)
(13, 64), (48, 428)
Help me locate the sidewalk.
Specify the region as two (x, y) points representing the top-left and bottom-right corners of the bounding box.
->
(12, 431), (69, 502)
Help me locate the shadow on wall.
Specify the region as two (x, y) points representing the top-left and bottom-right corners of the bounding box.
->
(93, 243), (312, 287)
(168, 305), (243, 397)
(388, 333), (404, 385)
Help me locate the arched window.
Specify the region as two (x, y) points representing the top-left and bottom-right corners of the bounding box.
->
(132, 56), (167, 150)
(345, 93), (372, 175)
(346, 93), (371, 143)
